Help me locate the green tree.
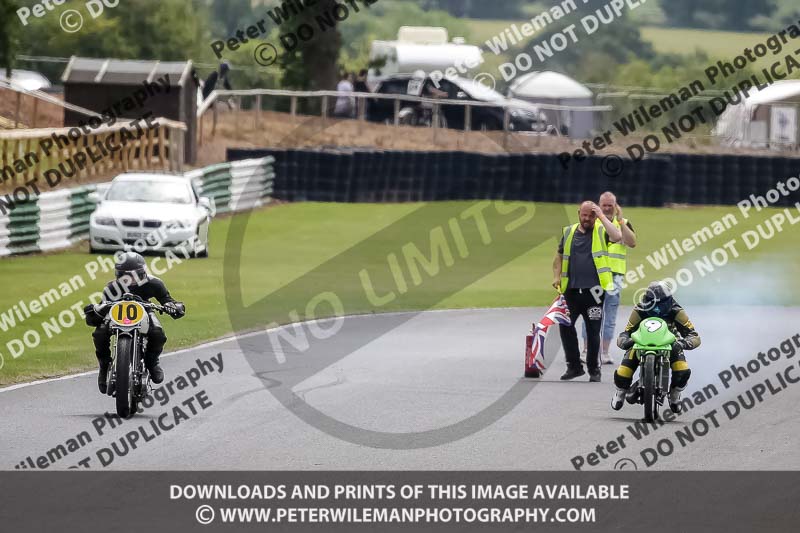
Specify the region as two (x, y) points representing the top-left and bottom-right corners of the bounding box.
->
(207, 0), (256, 36)
(515, 15), (656, 80)
(731, 0), (773, 30)
(422, 0), (525, 19)
(107, 0), (212, 60)
(752, 0), (800, 30)
(663, 0), (701, 28)
(19, 0), (211, 62)
(664, 0), (773, 30)
(0, 0), (20, 77)
(277, 0), (342, 91)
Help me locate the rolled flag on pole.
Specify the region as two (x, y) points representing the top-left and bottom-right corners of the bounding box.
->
(524, 295), (571, 378)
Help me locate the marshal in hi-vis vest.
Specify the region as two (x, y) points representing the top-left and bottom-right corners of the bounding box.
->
(607, 218), (628, 274)
(560, 223), (614, 292)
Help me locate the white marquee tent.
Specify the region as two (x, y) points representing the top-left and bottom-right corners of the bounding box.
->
(508, 71), (595, 138)
(714, 80), (800, 150)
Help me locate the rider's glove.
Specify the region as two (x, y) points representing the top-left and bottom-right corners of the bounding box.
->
(618, 336), (635, 350)
(83, 303), (103, 327)
(675, 338), (691, 351)
(164, 301), (186, 318)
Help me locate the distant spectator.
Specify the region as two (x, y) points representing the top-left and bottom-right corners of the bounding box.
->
(202, 61), (232, 101)
(191, 68), (204, 108)
(191, 68), (201, 89)
(407, 70), (446, 99)
(352, 69), (369, 118)
(334, 72), (354, 118)
(353, 69), (369, 93)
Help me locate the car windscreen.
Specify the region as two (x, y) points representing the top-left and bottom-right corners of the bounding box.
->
(106, 180), (193, 204)
(456, 79), (505, 102)
(378, 79), (410, 94)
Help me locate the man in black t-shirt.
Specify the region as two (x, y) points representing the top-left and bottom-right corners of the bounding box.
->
(553, 202), (622, 381)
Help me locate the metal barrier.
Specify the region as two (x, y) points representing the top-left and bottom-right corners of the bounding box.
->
(0, 184), (96, 256)
(184, 156), (275, 215)
(0, 157), (274, 257)
(196, 88), (612, 146)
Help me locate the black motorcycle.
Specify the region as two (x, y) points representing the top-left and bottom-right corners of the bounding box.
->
(96, 294), (180, 418)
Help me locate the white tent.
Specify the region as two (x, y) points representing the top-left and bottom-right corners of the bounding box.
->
(714, 80), (800, 150)
(508, 71), (595, 138)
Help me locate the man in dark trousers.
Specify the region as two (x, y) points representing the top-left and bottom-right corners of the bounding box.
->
(552, 201), (622, 382)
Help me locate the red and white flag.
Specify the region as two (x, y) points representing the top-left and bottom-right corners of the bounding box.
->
(525, 295), (571, 376)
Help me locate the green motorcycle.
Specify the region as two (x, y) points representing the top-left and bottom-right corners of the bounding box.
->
(629, 317), (676, 422)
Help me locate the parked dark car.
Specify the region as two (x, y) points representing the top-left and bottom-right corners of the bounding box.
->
(366, 74), (549, 132)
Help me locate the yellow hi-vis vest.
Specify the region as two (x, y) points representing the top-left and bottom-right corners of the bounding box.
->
(607, 218), (628, 274)
(560, 223), (614, 293)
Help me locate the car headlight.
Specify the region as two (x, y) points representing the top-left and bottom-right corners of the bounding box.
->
(94, 217), (115, 226)
(166, 220), (193, 230)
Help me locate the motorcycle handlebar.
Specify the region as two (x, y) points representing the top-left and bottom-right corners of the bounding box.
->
(141, 302), (183, 317)
(96, 300), (182, 318)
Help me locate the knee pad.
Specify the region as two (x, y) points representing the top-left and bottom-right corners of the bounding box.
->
(150, 327), (167, 344)
(614, 370), (633, 390)
(92, 327), (111, 360)
(614, 358), (637, 389)
(671, 368), (691, 389)
(92, 325), (109, 341)
(146, 328), (167, 356)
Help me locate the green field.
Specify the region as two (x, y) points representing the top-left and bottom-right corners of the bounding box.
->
(1, 201), (798, 385)
(466, 19), (520, 45)
(465, 18), (767, 59)
(639, 27), (772, 58)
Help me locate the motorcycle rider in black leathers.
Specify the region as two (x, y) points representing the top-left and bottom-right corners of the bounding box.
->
(611, 280), (701, 413)
(87, 252), (185, 393)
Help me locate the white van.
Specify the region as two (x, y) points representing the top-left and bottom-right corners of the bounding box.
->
(367, 26), (484, 89)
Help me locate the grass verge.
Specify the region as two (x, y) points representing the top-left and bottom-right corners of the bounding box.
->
(0, 201), (798, 385)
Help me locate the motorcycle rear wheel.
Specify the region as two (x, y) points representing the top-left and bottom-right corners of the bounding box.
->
(115, 336), (135, 418)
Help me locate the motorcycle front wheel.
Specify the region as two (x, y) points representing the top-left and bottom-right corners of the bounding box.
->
(115, 335), (135, 418)
(642, 354), (659, 422)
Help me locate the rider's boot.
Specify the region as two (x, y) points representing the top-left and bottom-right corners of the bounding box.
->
(144, 342), (165, 384)
(146, 354), (165, 384)
(611, 387), (628, 410)
(669, 386), (685, 413)
(626, 379), (641, 404)
(98, 360), (110, 394)
(148, 363), (164, 384)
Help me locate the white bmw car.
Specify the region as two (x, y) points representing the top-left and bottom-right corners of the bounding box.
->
(89, 173), (212, 257)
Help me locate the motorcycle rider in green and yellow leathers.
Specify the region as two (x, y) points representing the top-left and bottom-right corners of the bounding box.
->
(611, 281), (701, 413)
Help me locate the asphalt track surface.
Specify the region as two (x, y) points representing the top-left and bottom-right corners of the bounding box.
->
(2, 306), (800, 471)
